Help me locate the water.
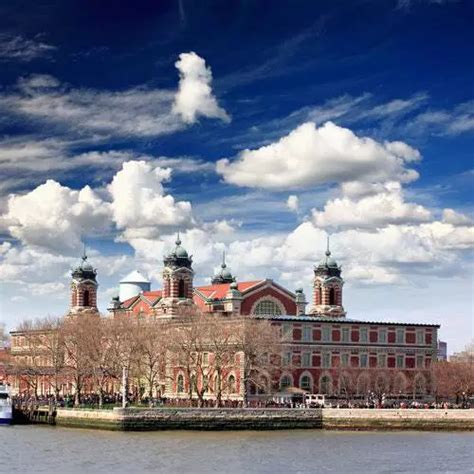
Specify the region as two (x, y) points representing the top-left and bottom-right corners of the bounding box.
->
(0, 426), (472, 473)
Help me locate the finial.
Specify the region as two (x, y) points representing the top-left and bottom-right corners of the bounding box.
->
(176, 230), (181, 246)
(325, 235), (331, 257)
(221, 250), (227, 268)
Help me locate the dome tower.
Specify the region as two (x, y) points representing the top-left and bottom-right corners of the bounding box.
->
(70, 249), (98, 313)
(211, 252), (235, 284)
(160, 234), (195, 316)
(308, 238), (346, 318)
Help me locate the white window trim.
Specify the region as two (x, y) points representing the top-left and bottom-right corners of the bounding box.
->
(299, 371), (313, 391)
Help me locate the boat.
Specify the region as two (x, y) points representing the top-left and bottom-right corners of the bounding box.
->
(0, 383), (13, 424)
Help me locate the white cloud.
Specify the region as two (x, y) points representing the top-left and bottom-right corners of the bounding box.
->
(0, 35), (56, 62)
(172, 52), (230, 124)
(0, 52), (229, 141)
(312, 182), (432, 229)
(442, 208), (472, 226)
(108, 161), (194, 237)
(286, 195), (299, 212)
(3, 180), (111, 253)
(217, 121), (420, 189)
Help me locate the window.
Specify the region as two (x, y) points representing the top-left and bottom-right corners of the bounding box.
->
(322, 352), (331, 368)
(396, 355), (404, 369)
(83, 290), (90, 306)
(280, 375), (292, 390)
(329, 287), (336, 305)
(177, 374), (184, 393)
(322, 327), (331, 342)
(254, 299), (283, 316)
(341, 353), (349, 367)
(342, 327), (350, 343)
(302, 326), (312, 342)
(300, 375), (312, 391)
(302, 352), (311, 368)
(283, 351), (292, 366)
(416, 355), (424, 369)
(396, 328), (405, 344)
(360, 353), (368, 368)
(282, 324), (292, 340)
(178, 279), (185, 298)
(360, 328), (368, 343)
(319, 375), (332, 394)
(379, 329), (387, 344)
(377, 354), (387, 368)
(228, 375), (236, 394)
(416, 329), (424, 345)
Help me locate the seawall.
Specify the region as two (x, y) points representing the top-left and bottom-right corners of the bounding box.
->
(46, 407), (474, 432)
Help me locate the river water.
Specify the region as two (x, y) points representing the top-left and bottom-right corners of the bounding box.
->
(0, 426), (472, 473)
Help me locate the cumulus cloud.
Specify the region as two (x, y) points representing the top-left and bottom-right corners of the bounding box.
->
(217, 121), (420, 189)
(286, 195), (299, 212)
(0, 34), (56, 62)
(108, 161), (194, 238)
(172, 52), (230, 124)
(2, 180), (111, 253)
(442, 208), (473, 226)
(312, 182), (432, 229)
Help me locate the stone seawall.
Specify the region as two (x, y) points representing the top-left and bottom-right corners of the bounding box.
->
(51, 407), (474, 431)
(323, 408), (474, 431)
(55, 407), (323, 431)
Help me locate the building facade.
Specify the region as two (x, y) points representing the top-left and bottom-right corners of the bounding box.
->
(8, 237), (439, 400)
(110, 237), (439, 400)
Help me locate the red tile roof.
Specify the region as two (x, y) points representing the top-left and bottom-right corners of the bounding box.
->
(142, 290), (162, 304)
(194, 280), (264, 300)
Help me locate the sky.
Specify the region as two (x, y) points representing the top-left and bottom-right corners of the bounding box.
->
(0, 0), (472, 354)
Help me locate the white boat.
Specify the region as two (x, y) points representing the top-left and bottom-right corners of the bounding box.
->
(0, 383), (13, 424)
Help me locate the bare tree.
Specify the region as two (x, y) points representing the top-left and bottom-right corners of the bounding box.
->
(61, 312), (99, 406)
(136, 315), (168, 405)
(234, 317), (281, 406)
(36, 316), (65, 402)
(13, 320), (45, 397)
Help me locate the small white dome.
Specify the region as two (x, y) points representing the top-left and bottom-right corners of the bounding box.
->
(120, 270), (150, 284)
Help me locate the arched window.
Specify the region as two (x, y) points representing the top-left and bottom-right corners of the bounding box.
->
(178, 279), (185, 298)
(300, 375), (312, 391)
(319, 375), (332, 394)
(83, 290), (90, 306)
(228, 375), (236, 394)
(177, 374), (184, 393)
(280, 375), (292, 390)
(329, 287), (335, 306)
(254, 299), (283, 316)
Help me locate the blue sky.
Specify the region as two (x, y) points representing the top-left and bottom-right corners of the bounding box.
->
(0, 0), (472, 353)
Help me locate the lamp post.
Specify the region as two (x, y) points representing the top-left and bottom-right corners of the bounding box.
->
(122, 366), (128, 409)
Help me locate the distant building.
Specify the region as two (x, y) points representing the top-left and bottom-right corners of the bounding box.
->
(437, 341), (448, 361)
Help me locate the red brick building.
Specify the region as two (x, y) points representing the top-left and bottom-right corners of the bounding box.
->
(108, 237), (439, 400)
